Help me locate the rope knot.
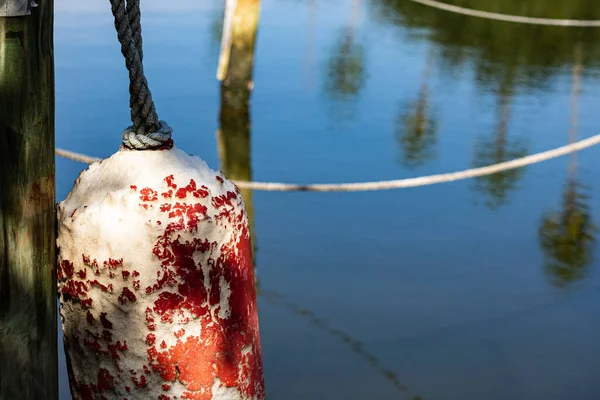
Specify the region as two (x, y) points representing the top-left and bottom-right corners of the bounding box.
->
(122, 120), (174, 150)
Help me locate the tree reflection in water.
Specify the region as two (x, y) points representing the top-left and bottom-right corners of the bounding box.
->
(323, 0), (368, 123)
(538, 49), (597, 288)
(395, 49), (438, 168)
(471, 83), (528, 210)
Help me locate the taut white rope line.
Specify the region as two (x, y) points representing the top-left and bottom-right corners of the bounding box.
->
(407, 0), (600, 27)
(56, 133), (600, 192)
(56, 149), (101, 164)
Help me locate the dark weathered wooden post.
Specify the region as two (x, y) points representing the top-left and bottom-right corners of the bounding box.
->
(0, 0), (57, 399)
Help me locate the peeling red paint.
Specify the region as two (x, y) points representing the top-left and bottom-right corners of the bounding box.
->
(105, 258), (124, 269)
(175, 188), (188, 199)
(165, 175), (177, 189)
(193, 185), (209, 199)
(211, 191), (237, 209)
(140, 187), (159, 202)
(60, 279), (88, 302)
(146, 333), (156, 346)
(100, 313), (113, 330)
(83, 335), (104, 355)
(103, 330), (113, 342)
(97, 368), (115, 391)
(181, 392), (210, 400)
(59, 172), (264, 399)
(131, 375), (147, 388)
(82, 255), (100, 273)
(106, 345), (120, 362)
(119, 287), (137, 304)
(139, 175), (264, 398)
(59, 259), (75, 279)
(145, 307), (156, 331)
(89, 279), (109, 292)
(153, 292), (184, 322)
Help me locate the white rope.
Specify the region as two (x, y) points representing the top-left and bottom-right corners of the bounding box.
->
(56, 148), (101, 164)
(407, 0), (600, 27)
(56, 132), (600, 192)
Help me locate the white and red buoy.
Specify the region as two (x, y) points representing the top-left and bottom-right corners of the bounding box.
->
(57, 147), (265, 400)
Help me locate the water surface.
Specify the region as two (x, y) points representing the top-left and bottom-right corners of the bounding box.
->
(55, 0), (600, 399)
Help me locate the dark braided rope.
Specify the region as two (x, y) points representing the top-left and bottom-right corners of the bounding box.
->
(111, 0), (157, 133)
(109, 0), (172, 149)
(126, 0), (143, 61)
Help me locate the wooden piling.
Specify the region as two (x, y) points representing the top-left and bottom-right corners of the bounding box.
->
(0, 0), (57, 398)
(218, 0), (261, 101)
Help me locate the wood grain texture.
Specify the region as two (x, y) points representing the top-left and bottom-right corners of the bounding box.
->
(0, 0), (30, 17)
(221, 0), (260, 108)
(0, 0), (57, 398)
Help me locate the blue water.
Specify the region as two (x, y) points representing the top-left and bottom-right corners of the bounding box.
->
(55, 0), (600, 399)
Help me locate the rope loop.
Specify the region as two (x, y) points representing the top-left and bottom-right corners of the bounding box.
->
(121, 120), (173, 150)
(109, 0), (172, 150)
